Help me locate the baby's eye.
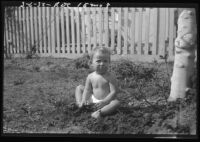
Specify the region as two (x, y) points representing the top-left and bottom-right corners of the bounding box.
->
(96, 60), (101, 63)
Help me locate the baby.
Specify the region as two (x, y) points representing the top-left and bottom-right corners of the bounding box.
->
(75, 47), (120, 119)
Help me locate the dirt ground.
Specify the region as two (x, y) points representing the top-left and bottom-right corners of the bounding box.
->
(3, 57), (197, 135)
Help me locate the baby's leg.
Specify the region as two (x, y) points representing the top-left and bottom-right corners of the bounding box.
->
(101, 99), (120, 115)
(92, 99), (120, 118)
(75, 85), (84, 106)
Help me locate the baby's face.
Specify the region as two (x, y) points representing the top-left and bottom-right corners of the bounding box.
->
(92, 51), (110, 74)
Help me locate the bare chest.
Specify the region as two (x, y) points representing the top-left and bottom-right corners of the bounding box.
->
(91, 75), (109, 89)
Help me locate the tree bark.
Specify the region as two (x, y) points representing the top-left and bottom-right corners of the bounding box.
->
(168, 9), (197, 102)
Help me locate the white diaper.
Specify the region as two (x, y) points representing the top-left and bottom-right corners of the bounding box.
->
(89, 95), (102, 103)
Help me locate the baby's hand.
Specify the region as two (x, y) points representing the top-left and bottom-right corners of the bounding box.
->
(79, 100), (89, 108)
(79, 101), (85, 108)
(95, 101), (107, 109)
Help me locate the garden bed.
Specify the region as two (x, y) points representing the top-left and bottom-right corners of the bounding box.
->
(3, 56), (197, 135)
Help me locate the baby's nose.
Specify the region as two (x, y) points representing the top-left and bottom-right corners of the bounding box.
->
(100, 62), (105, 65)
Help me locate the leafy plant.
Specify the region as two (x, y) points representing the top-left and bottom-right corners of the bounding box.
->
(73, 54), (90, 69)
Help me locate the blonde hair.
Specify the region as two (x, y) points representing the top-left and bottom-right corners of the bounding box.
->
(90, 47), (111, 60)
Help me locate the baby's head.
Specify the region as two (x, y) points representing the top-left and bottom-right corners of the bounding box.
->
(90, 47), (111, 61)
(90, 47), (111, 74)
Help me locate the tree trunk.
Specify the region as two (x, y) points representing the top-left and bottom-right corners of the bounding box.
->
(168, 9), (197, 102)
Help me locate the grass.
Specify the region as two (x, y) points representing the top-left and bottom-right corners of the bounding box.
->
(3, 56), (197, 134)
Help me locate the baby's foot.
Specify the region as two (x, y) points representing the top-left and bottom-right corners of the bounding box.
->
(91, 109), (101, 119)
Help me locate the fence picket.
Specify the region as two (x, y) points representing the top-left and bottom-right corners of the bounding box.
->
(81, 7), (86, 53)
(70, 8), (75, 53)
(158, 8), (166, 56)
(152, 8), (158, 55)
(137, 8), (142, 55)
(56, 8), (60, 54)
(4, 22), (6, 57)
(7, 17), (12, 54)
(18, 8), (22, 53)
(14, 7), (18, 53)
(92, 8), (97, 49)
(105, 7), (109, 48)
(51, 7), (56, 54)
(65, 7), (70, 53)
(165, 8), (169, 41)
(15, 8), (20, 53)
(98, 8), (102, 47)
(111, 8), (115, 53)
(76, 7), (80, 53)
(12, 7), (17, 53)
(86, 7), (91, 53)
(42, 7), (47, 53)
(27, 7), (31, 52)
(117, 8), (121, 54)
(124, 8), (128, 54)
(38, 7), (42, 53)
(61, 7), (65, 54)
(169, 8), (175, 57)
(4, 13), (9, 54)
(30, 7), (34, 50)
(130, 8), (135, 54)
(144, 8), (150, 55)
(33, 7), (39, 53)
(46, 7), (50, 53)
(23, 7), (28, 53)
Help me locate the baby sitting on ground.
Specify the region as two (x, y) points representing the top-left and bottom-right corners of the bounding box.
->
(75, 47), (120, 119)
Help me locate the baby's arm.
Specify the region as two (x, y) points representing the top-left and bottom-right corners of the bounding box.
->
(102, 75), (119, 104)
(80, 74), (92, 106)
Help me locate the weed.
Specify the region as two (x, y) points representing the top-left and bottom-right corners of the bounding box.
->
(13, 78), (25, 85)
(74, 54), (90, 69)
(33, 66), (40, 72)
(26, 44), (38, 59)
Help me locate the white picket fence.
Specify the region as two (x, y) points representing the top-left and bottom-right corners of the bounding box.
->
(4, 7), (178, 61)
